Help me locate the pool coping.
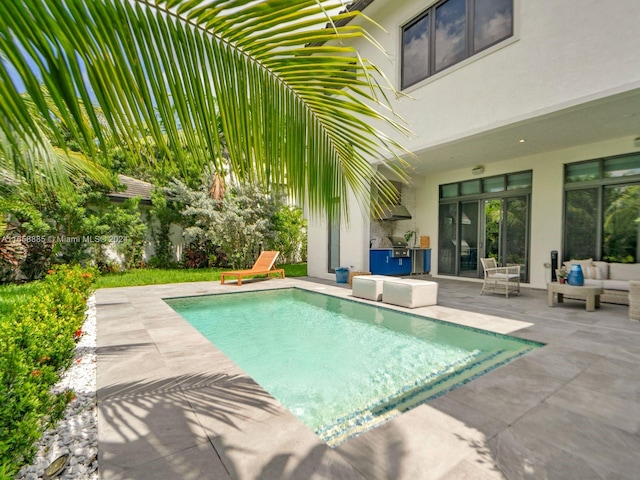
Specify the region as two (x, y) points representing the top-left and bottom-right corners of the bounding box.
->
(96, 276), (640, 479)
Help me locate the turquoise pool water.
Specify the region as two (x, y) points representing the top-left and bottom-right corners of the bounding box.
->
(166, 288), (541, 446)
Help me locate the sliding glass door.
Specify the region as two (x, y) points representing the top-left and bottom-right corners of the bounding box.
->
(438, 196), (529, 280)
(438, 171), (531, 281)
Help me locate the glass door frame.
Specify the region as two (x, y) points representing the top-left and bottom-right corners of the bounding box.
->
(438, 192), (531, 282)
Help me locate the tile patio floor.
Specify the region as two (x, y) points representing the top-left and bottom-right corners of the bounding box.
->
(96, 276), (640, 479)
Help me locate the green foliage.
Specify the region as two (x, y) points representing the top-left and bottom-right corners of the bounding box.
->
(168, 179), (306, 270)
(0, 195), (53, 282)
(0, 265), (95, 478)
(100, 198), (148, 270)
(603, 185), (640, 263)
(148, 189), (180, 269)
(0, 0), (411, 223)
(50, 187), (111, 265)
(1, 179), (150, 282)
(267, 206), (307, 264)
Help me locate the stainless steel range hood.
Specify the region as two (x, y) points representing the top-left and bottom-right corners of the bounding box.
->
(376, 204), (412, 221)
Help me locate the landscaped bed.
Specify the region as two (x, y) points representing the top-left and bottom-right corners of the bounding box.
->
(0, 265), (96, 478)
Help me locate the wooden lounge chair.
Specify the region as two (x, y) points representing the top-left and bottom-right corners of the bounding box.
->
(220, 250), (285, 286)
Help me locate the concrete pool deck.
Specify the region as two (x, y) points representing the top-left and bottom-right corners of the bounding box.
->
(96, 276), (640, 479)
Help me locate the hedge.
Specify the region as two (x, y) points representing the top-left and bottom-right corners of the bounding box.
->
(0, 265), (96, 479)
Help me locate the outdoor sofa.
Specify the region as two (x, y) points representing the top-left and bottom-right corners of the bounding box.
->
(562, 259), (640, 305)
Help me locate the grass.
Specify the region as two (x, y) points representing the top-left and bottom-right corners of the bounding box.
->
(95, 263), (307, 289)
(0, 264), (307, 311)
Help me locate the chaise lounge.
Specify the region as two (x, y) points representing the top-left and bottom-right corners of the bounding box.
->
(220, 250), (285, 286)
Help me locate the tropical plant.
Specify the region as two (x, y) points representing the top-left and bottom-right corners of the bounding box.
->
(0, 89), (112, 193)
(100, 197), (149, 269)
(170, 179), (279, 269)
(148, 189), (181, 268)
(0, 0), (410, 221)
(0, 265), (96, 478)
(267, 205), (307, 264)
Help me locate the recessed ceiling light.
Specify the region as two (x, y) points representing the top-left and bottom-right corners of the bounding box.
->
(518, 139), (526, 143)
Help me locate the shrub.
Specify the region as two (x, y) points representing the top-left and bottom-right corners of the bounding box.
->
(0, 265), (96, 478)
(267, 205), (307, 264)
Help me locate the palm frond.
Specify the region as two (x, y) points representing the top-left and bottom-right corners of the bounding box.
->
(0, 0), (411, 219)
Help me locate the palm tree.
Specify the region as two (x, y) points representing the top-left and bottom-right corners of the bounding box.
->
(0, 0), (410, 220)
(1, 88), (113, 193)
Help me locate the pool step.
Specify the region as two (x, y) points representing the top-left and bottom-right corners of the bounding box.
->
(319, 346), (533, 447)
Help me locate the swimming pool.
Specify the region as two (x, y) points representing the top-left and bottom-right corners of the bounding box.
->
(166, 288), (542, 447)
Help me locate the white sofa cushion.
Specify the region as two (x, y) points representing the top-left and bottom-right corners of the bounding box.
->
(592, 261), (609, 280)
(602, 279), (631, 292)
(563, 259), (593, 272)
(583, 279), (604, 288)
(609, 263), (640, 281)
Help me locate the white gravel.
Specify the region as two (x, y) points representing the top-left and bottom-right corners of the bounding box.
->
(16, 295), (98, 480)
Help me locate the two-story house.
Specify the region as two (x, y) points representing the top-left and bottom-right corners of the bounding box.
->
(307, 0), (640, 290)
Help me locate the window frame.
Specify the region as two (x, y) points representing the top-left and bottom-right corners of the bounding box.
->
(401, 0), (514, 90)
(563, 152), (640, 263)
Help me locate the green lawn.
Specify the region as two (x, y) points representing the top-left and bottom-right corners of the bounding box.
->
(95, 263), (307, 289)
(0, 264), (307, 313)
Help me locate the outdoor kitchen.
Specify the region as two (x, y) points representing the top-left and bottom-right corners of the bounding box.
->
(369, 182), (431, 276)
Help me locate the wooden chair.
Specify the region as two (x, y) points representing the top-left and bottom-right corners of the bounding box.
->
(220, 250), (285, 286)
(480, 257), (520, 298)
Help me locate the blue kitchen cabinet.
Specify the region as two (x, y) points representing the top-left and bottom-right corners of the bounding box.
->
(370, 249), (431, 275)
(423, 249), (431, 273)
(369, 249), (411, 275)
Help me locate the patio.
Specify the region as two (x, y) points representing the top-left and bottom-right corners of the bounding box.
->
(96, 276), (640, 479)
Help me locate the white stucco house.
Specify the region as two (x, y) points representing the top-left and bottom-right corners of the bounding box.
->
(308, 0), (640, 290)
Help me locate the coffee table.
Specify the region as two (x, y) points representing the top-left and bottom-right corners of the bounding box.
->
(547, 282), (604, 312)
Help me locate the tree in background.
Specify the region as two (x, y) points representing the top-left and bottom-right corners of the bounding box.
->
(167, 175), (307, 270)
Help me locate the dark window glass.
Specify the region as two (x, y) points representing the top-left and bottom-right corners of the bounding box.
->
(328, 209), (340, 273)
(604, 154), (640, 178)
(564, 189), (598, 260)
(505, 196), (527, 280)
(461, 179), (480, 195)
(402, 13), (430, 89)
(473, 0), (513, 52)
(435, 0), (467, 72)
(566, 161), (600, 183)
(483, 176), (504, 193)
(441, 183), (458, 198)
(438, 203), (458, 274)
(602, 184), (640, 263)
(401, 0), (513, 88)
(507, 171), (532, 190)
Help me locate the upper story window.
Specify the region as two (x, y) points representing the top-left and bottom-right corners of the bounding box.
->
(402, 0), (513, 89)
(440, 170), (531, 199)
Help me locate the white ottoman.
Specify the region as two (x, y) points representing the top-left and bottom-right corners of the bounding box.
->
(382, 279), (438, 308)
(353, 275), (398, 301)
